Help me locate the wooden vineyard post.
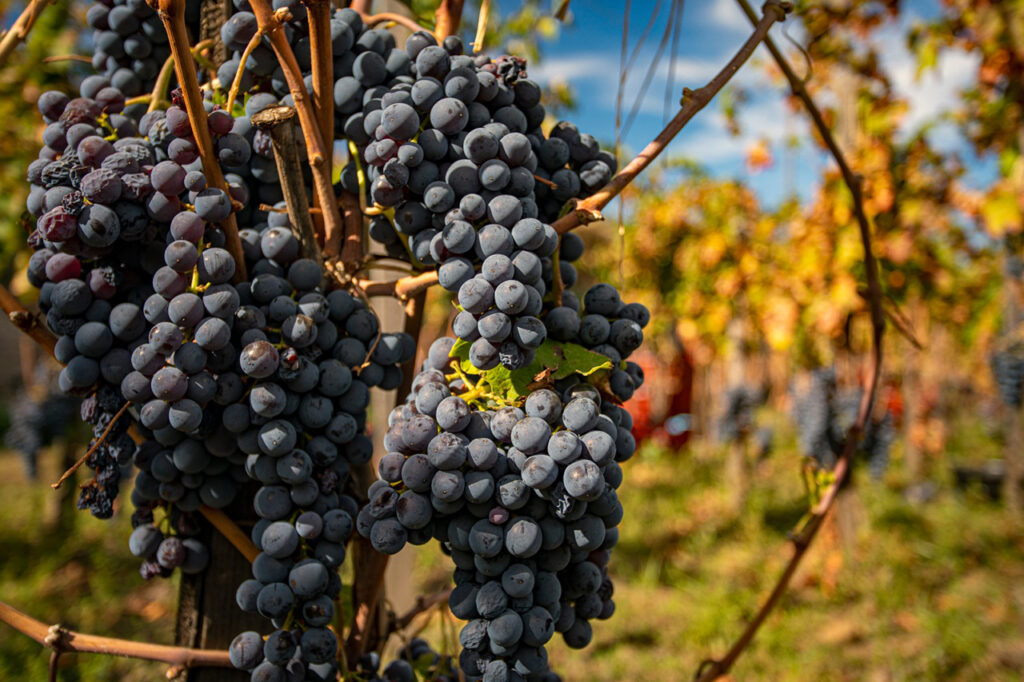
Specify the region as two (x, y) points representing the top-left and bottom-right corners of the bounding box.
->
(176, 500), (262, 681)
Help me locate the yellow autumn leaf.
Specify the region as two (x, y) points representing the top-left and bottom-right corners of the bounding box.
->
(537, 16), (559, 39)
(980, 190), (1022, 236)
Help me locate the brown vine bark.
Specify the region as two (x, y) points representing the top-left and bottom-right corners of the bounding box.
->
(0, 600), (232, 669)
(0, 0), (50, 68)
(252, 105), (323, 263)
(434, 0), (465, 43)
(156, 0), (249, 283)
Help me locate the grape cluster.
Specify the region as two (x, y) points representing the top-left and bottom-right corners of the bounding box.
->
(17, 0), (657, 676)
(4, 383), (79, 480)
(358, 313), (643, 680)
(717, 384), (768, 443)
(990, 349), (1024, 408)
(226, 244), (414, 681)
(791, 368), (842, 467)
(792, 367), (895, 474)
(862, 412), (895, 479)
(85, 0), (202, 97)
(27, 87), (173, 517)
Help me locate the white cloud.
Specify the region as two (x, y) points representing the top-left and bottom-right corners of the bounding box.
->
(885, 45), (979, 133)
(529, 51), (729, 118)
(702, 0), (750, 33)
(528, 54), (619, 85)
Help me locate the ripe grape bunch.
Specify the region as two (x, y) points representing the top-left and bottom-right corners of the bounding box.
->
(792, 367), (894, 477)
(990, 347), (1024, 408)
(17, 1), (647, 680)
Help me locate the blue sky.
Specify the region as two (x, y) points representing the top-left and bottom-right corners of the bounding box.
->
(507, 0), (996, 208)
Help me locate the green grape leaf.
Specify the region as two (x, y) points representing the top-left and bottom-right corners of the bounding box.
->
(450, 337), (472, 369)
(532, 341), (613, 380)
(451, 339), (612, 403)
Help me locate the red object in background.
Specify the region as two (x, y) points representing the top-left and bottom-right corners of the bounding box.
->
(628, 347), (693, 448)
(665, 348), (693, 448)
(882, 379), (904, 423)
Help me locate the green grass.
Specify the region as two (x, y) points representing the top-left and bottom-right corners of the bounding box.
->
(1, 416), (1023, 681)
(0, 450), (175, 681)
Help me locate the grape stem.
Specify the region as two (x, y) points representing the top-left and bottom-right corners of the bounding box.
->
(0, 283), (56, 359)
(472, 0), (491, 53)
(303, 0), (335, 248)
(251, 105), (324, 263)
(551, 246), (564, 306)
(224, 23), (267, 114)
(353, 1), (792, 300)
(359, 11), (430, 34)
(0, 0), (50, 69)
(0, 600), (232, 669)
(337, 192), (366, 271)
(388, 587), (454, 634)
(147, 53), (176, 113)
(198, 505), (261, 563)
(248, 0), (347, 262)
(692, 2), (887, 680)
(155, 0), (249, 283)
(51, 402), (131, 490)
(532, 173), (558, 190)
(41, 54), (93, 64)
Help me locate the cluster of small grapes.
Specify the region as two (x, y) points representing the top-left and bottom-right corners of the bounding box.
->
(791, 368), (843, 468)
(792, 367), (894, 474)
(353, 360), (616, 679)
(29, 87), (252, 567)
(201, 225), (412, 680)
(862, 412), (895, 480)
(544, 284), (647, 402)
(717, 384), (768, 443)
(449, 229), (583, 372)
(358, 292), (645, 682)
(990, 349), (1024, 408)
(4, 382), (79, 480)
(355, 639), (459, 682)
(128, 475), (211, 579)
(85, 0), (202, 96)
(76, 387), (139, 517)
(337, 29), (616, 372)
(27, 87), (177, 516)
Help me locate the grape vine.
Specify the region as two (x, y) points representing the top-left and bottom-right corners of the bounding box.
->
(0, 4), (887, 682)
